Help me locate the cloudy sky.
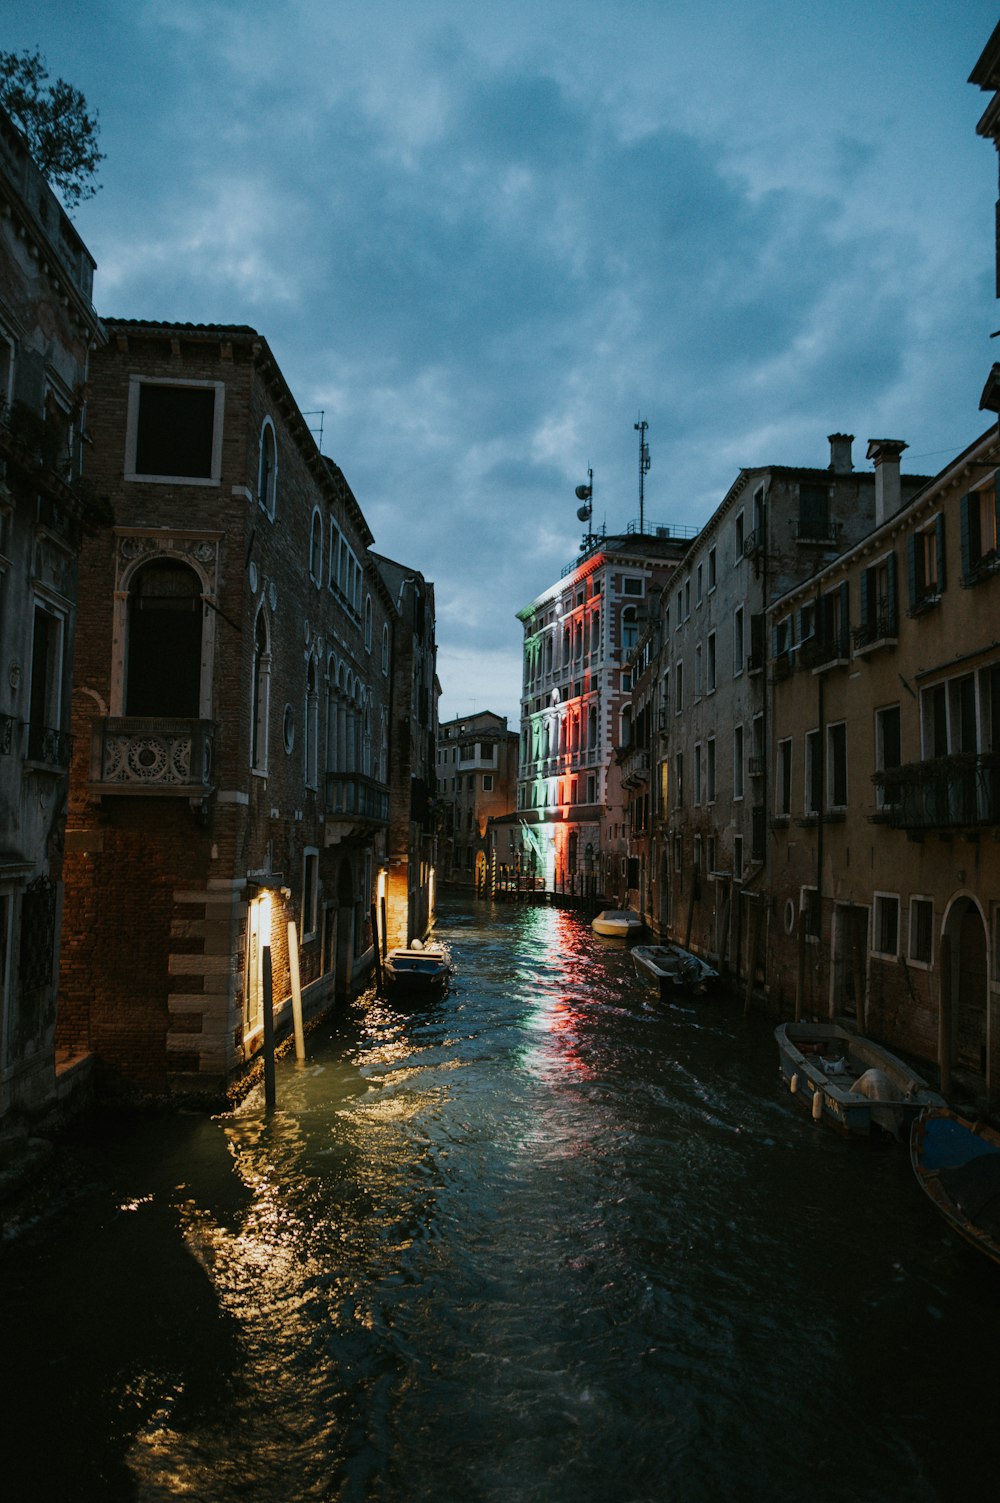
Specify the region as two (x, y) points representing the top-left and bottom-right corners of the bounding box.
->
(6, 2), (999, 724)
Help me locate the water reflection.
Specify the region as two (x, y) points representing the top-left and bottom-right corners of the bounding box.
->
(3, 897), (1000, 1501)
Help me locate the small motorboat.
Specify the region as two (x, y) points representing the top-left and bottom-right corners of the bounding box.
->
(632, 943), (718, 998)
(911, 1107), (1000, 1265)
(592, 909), (643, 940)
(383, 938), (451, 996)
(775, 1020), (944, 1139)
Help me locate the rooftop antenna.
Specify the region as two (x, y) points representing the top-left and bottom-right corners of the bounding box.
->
(575, 466), (594, 550)
(302, 410), (325, 453)
(634, 417), (650, 534)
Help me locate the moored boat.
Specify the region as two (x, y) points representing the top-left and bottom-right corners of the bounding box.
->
(592, 909), (643, 940)
(775, 1020), (944, 1138)
(383, 939), (451, 996)
(911, 1107), (1000, 1265)
(632, 943), (718, 998)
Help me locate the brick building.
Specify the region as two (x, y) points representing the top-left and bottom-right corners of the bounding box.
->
(436, 710), (518, 887)
(59, 319), (396, 1095)
(372, 553), (439, 947)
(0, 105), (104, 1127)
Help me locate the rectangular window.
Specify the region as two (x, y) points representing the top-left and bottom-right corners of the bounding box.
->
(27, 603), (66, 763)
(707, 632), (716, 693)
(623, 576), (643, 596)
(735, 510), (744, 561)
(873, 893), (900, 958)
(875, 704), (901, 807)
(960, 480), (1000, 584)
(906, 515), (945, 613)
(695, 643), (703, 699)
(675, 661), (684, 712)
(858, 554), (898, 645)
(777, 738), (792, 817)
(694, 742), (702, 805)
(798, 483), (830, 540)
(708, 546), (717, 590)
(675, 751), (684, 807)
(302, 849), (319, 941)
(734, 607), (744, 677)
(733, 724), (744, 801)
(707, 737), (716, 803)
(697, 563), (703, 603)
(733, 835), (744, 881)
(909, 897), (933, 966)
(827, 721), (847, 809)
(483, 774), (494, 792)
(126, 377), (224, 484)
(802, 887), (820, 940)
(693, 834), (702, 869)
(674, 833), (683, 872)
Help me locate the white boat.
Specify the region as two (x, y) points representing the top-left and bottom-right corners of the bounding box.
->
(591, 909), (644, 940)
(632, 943), (718, 998)
(383, 939), (451, 996)
(775, 1020), (944, 1139)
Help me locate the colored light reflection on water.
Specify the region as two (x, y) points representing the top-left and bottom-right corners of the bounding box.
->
(2, 895), (1000, 1502)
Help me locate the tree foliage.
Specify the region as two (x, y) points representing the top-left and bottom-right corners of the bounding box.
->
(0, 48), (104, 211)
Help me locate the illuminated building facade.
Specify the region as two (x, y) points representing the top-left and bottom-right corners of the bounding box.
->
(0, 105), (103, 1127)
(515, 528), (690, 899)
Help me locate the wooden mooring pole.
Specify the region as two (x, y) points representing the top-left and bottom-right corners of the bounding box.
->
(262, 943), (276, 1110)
(371, 903), (385, 997)
(287, 920), (306, 1063)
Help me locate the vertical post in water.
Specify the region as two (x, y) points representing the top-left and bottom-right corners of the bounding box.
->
(795, 910), (807, 1023)
(371, 903), (385, 996)
(262, 943), (276, 1110)
(287, 920), (306, 1063)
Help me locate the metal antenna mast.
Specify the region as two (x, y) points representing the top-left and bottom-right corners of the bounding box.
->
(634, 417), (650, 535)
(575, 467), (594, 550)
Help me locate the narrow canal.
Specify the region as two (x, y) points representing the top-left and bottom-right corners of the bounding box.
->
(2, 896), (999, 1502)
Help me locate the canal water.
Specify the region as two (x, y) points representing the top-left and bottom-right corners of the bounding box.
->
(2, 896), (999, 1502)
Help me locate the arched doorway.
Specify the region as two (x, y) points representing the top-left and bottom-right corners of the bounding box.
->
(945, 897), (989, 1078)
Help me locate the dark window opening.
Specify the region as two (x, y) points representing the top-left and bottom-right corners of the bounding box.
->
(126, 560), (202, 716)
(135, 384), (216, 479)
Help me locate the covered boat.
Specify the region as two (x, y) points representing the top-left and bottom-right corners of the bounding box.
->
(632, 943), (718, 998)
(775, 1021), (944, 1139)
(383, 939), (451, 996)
(592, 909), (643, 940)
(911, 1108), (1000, 1265)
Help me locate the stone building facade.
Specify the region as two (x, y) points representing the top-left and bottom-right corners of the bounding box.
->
(436, 710), (518, 887)
(766, 427), (1000, 1101)
(59, 319), (396, 1095)
(636, 436), (930, 969)
(0, 106), (103, 1127)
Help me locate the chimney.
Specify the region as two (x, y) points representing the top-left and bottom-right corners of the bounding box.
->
(828, 433), (854, 474)
(866, 439), (908, 525)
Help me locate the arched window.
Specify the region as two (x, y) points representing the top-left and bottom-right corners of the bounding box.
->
(381, 622), (389, 675)
(251, 609), (270, 771)
(126, 558), (202, 716)
(309, 508), (323, 585)
(622, 605), (638, 651)
(364, 594), (373, 652)
(258, 419), (277, 518)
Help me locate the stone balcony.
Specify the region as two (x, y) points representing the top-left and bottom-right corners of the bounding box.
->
(90, 717), (215, 799)
(325, 771), (390, 844)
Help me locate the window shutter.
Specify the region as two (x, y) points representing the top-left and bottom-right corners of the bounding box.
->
(935, 512), (946, 592)
(885, 552), (897, 632)
(960, 493), (977, 579)
(858, 567), (870, 637)
(906, 533), (919, 611)
(838, 581), (850, 653)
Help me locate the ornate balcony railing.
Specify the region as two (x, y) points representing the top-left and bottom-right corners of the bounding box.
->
(26, 722), (72, 768)
(325, 771), (389, 826)
(90, 717), (215, 796)
(873, 753), (1000, 832)
(800, 632), (849, 671)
